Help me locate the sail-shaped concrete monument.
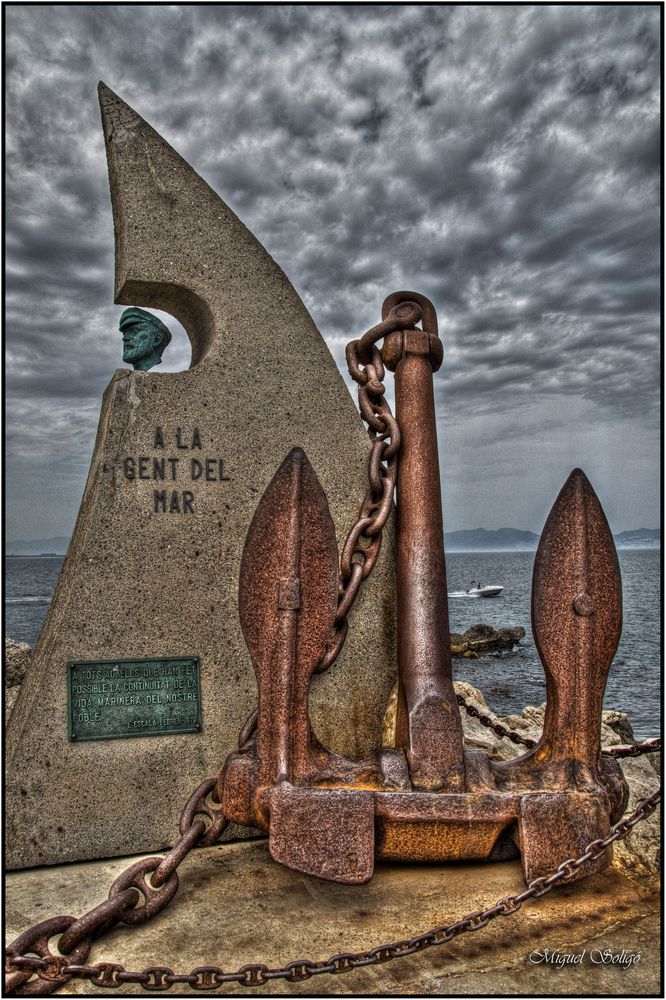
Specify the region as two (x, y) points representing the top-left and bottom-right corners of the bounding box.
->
(6, 85), (396, 868)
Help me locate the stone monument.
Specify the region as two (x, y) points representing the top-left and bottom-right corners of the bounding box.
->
(5, 84), (396, 869)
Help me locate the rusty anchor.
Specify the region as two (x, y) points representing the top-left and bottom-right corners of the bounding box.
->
(220, 292), (629, 887)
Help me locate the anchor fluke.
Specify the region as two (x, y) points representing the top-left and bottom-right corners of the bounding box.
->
(532, 467), (622, 766)
(239, 447), (339, 785)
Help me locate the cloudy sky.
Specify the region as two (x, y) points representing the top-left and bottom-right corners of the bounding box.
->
(5, 4), (660, 541)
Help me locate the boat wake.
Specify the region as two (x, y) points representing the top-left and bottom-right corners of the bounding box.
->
(5, 596), (51, 604)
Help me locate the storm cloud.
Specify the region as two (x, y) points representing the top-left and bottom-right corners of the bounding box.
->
(5, 5), (660, 539)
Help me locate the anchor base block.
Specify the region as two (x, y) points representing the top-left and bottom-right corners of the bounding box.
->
(269, 783), (376, 884)
(259, 782), (615, 886)
(518, 791), (612, 882)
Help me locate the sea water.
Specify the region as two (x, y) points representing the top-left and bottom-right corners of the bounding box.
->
(446, 549), (660, 740)
(4, 549), (661, 739)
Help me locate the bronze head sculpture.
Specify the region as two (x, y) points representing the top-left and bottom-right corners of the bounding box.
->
(119, 307), (172, 371)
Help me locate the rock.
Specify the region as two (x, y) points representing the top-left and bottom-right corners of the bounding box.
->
(5, 686), (20, 721)
(453, 680), (516, 757)
(647, 751), (661, 776)
(4, 639), (31, 688)
(610, 754), (660, 876)
(450, 624), (525, 657)
(462, 623), (496, 639)
(481, 700), (639, 756)
(602, 709), (635, 744)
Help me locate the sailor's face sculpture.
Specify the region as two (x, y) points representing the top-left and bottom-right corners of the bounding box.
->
(121, 320), (157, 364)
(119, 307), (172, 372)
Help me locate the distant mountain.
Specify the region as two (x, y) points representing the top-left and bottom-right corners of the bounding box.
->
(6, 526), (658, 558)
(614, 529), (660, 549)
(445, 527), (660, 551)
(445, 528), (539, 551)
(5, 537), (69, 556)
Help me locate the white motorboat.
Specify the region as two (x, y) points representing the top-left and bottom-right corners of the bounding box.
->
(466, 581), (504, 598)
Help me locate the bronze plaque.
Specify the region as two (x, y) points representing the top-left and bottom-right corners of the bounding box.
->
(68, 656), (201, 741)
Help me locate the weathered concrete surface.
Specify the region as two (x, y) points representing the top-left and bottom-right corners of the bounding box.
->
(5, 840), (660, 995)
(5, 85), (396, 869)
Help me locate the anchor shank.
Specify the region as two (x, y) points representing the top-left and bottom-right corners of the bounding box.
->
(391, 327), (465, 791)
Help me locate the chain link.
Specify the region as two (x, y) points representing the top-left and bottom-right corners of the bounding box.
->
(235, 302), (409, 749)
(603, 737), (662, 758)
(5, 300), (660, 994)
(4, 779), (230, 995)
(457, 695), (537, 748)
(6, 787), (660, 994)
(456, 694), (662, 759)
(317, 302), (412, 673)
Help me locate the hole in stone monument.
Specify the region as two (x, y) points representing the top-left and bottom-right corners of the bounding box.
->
(115, 307), (191, 372)
(118, 281), (216, 368)
(149, 311), (191, 373)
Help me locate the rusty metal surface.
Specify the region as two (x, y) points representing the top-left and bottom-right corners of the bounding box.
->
(239, 447), (339, 789)
(5, 787), (660, 995)
(491, 468), (629, 831)
(389, 313), (464, 793)
(269, 784), (376, 883)
(518, 792), (611, 883)
(6, 291), (651, 997)
(532, 468), (623, 767)
(220, 292), (630, 885)
(375, 791), (519, 863)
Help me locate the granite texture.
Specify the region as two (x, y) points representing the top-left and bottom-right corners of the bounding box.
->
(5, 85), (396, 869)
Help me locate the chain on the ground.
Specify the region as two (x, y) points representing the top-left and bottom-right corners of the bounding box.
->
(457, 696), (662, 759)
(5, 780), (660, 994)
(6, 307), (661, 994)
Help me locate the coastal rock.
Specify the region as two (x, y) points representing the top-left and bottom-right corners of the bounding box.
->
(455, 687), (660, 876)
(601, 709), (635, 744)
(454, 680), (514, 755)
(5, 686), (20, 721)
(4, 639), (32, 688)
(449, 624), (525, 658)
(610, 755), (661, 875)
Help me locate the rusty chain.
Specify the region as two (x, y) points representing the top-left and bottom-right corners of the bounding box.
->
(5, 778), (229, 996)
(603, 737), (662, 758)
(236, 300), (412, 752)
(6, 783), (660, 994)
(457, 695), (662, 759)
(7, 697), (656, 996)
(317, 299), (415, 673)
(6, 302), (661, 993)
